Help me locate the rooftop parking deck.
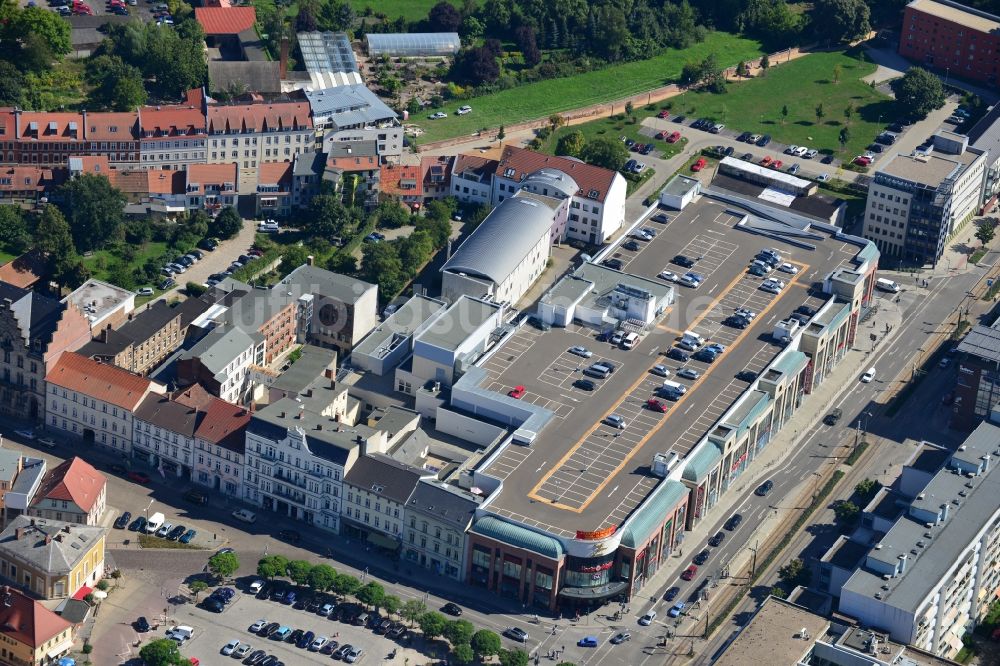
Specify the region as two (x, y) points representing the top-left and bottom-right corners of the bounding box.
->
(476, 198), (864, 537)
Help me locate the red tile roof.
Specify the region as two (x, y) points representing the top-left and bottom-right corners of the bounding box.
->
(452, 154), (498, 182)
(195, 6), (256, 34)
(110, 169), (184, 195)
(0, 586), (72, 648)
(33, 457), (105, 513)
(207, 102), (312, 133)
(327, 155), (378, 172)
(420, 155), (452, 186)
(45, 352), (156, 411)
(380, 163), (423, 198)
(70, 156), (109, 175)
(172, 383), (215, 410)
(140, 95), (206, 138)
(494, 145), (617, 203)
(0, 167), (54, 192)
(17, 113), (86, 142)
(85, 111), (140, 141)
(185, 163), (238, 195)
(0, 110), (15, 140)
(195, 398), (250, 453)
(257, 161), (291, 188)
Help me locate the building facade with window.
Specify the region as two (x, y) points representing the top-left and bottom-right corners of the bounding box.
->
(243, 395), (365, 533)
(45, 352), (165, 452)
(342, 454), (431, 555)
(26, 458), (106, 526)
(403, 480), (478, 581)
(863, 132), (986, 264)
(0, 283), (92, 426)
(206, 101), (313, 169)
(0, 585), (74, 666)
(899, 0), (1000, 87)
(0, 516), (106, 601)
(138, 89), (208, 171)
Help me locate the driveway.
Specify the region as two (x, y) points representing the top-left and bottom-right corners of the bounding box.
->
(157, 220), (259, 300)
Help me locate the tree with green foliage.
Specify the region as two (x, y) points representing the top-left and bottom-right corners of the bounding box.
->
(445, 619), (475, 646)
(208, 206), (243, 240)
(834, 500), (860, 523)
(356, 581), (386, 610)
(98, 19), (206, 99)
(34, 204), (76, 269)
(332, 573), (362, 598)
(843, 103), (854, 126)
(307, 564), (338, 592)
(316, 0), (354, 31)
(401, 599), (427, 626)
(57, 174), (126, 253)
(382, 594), (401, 618)
(452, 643), (475, 665)
(976, 218), (997, 246)
(815, 103), (825, 125)
(397, 231), (435, 277)
(735, 0), (801, 46)
(892, 67), (946, 120)
(286, 560), (313, 586)
(581, 137), (629, 172)
(305, 194), (353, 240)
(138, 638), (184, 666)
(471, 629), (502, 658)
(854, 478), (880, 500)
(418, 611), (448, 641)
(833, 63), (842, 84)
(839, 127), (850, 152)
(499, 648), (530, 666)
(375, 201), (411, 229)
(770, 586), (788, 599)
(10, 6), (71, 59)
(257, 554), (289, 580)
(85, 55), (147, 111)
(207, 551), (239, 580)
(778, 558), (810, 587)
(0, 206), (29, 255)
(624, 101), (634, 119)
(497, 124), (506, 143)
(812, 0), (870, 44)
(326, 252), (356, 275)
(188, 580), (208, 600)
(0, 62), (25, 107)
(360, 242), (406, 300)
(556, 131), (586, 158)
(760, 53), (770, 72)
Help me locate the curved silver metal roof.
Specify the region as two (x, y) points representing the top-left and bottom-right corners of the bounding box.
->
(521, 168), (578, 199)
(442, 196), (553, 285)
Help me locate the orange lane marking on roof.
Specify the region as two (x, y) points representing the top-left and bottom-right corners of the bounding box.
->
(527, 262), (809, 517)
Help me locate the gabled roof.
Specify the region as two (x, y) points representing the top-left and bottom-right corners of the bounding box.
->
(343, 454), (429, 504)
(17, 113), (85, 142)
(207, 102), (312, 133)
(420, 155), (452, 186)
(380, 164), (423, 198)
(134, 392), (200, 437)
(194, 398), (250, 453)
(495, 145), (617, 203)
(185, 163), (238, 194)
(32, 458), (105, 513)
(0, 252), (47, 289)
(0, 281), (64, 344)
(452, 153), (498, 183)
(195, 6), (256, 34)
(140, 90), (206, 137)
(45, 352), (156, 410)
(0, 584), (72, 648)
(0, 167), (55, 192)
(208, 61), (281, 95)
(257, 161), (292, 188)
(86, 112), (140, 140)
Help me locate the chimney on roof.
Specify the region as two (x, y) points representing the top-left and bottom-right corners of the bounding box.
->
(44, 535), (51, 545)
(279, 37), (289, 80)
(306, 255), (314, 266)
(14, 527), (23, 540)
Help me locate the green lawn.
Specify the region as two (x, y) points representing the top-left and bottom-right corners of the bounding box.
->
(663, 49), (894, 158)
(538, 113), (690, 162)
(0, 250), (15, 266)
(415, 32), (763, 144)
(81, 241), (170, 287)
(349, 0), (449, 22)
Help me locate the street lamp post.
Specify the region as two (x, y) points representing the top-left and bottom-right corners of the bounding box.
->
(747, 540), (759, 579)
(144, 499), (154, 525)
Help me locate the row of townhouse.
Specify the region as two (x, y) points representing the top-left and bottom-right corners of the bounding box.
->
(0, 90), (314, 172)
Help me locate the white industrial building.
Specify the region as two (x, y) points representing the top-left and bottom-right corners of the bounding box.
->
(441, 193), (557, 306)
(838, 420), (1000, 659)
(538, 263), (674, 328)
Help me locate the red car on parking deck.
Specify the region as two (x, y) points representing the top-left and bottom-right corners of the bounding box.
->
(657, 110), (669, 119)
(646, 399), (667, 413)
(508, 385), (526, 399)
(760, 156), (772, 166)
(691, 158), (707, 172)
(665, 131), (681, 143)
(771, 160), (783, 169)
(128, 471), (151, 484)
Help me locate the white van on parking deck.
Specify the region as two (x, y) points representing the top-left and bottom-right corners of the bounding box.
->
(622, 332), (639, 349)
(145, 512), (165, 534)
(681, 330), (705, 348)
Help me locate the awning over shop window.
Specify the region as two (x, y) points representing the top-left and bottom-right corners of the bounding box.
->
(367, 532), (400, 550)
(557, 580), (628, 600)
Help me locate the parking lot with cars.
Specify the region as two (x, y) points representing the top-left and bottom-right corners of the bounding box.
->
(157, 577), (422, 666)
(477, 197), (860, 543)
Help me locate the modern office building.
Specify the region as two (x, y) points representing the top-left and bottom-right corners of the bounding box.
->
(839, 421), (1000, 658)
(863, 132), (986, 264)
(900, 0), (1000, 87)
(952, 321), (1000, 429)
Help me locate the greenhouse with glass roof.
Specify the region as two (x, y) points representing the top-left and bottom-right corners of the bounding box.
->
(365, 32), (461, 57)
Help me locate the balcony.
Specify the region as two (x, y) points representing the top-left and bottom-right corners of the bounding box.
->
(272, 486), (306, 504)
(273, 469), (308, 489)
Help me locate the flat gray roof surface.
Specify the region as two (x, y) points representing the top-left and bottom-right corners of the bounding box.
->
(476, 198), (864, 536)
(353, 295), (446, 358)
(879, 152), (965, 186)
(416, 296), (499, 352)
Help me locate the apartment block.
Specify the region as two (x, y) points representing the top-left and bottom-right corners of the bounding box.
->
(206, 101), (313, 170)
(76, 301), (182, 376)
(900, 0), (1000, 86)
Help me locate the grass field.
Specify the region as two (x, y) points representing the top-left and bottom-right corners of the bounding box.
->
(663, 49), (893, 158)
(415, 32), (763, 144)
(81, 241), (170, 287)
(0, 250), (15, 266)
(348, 0), (449, 22)
(538, 112), (690, 162)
